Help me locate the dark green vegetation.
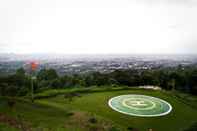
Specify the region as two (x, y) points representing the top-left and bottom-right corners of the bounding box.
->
(0, 87), (197, 131)
(1, 66), (197, 98)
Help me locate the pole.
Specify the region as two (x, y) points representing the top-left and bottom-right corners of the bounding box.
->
(29, 61), (38, 103)
(31, 76), (34, 103)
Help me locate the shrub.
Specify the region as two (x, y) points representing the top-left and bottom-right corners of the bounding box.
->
(109, 126), (120, 131)
(88, 117), (97, 124)
(127, 127), (133, 130)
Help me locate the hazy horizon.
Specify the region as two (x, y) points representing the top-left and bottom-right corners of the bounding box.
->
(1, 52), (197, 55)
(0, 0), (197, 54)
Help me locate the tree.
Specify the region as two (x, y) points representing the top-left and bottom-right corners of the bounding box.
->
(50, 78), (63, 88)
(188, 72), (197, 95)
(140, 71), (155, 86)
(0, 83), (8, 96)
(157, 70), (169, 90)
(37, 69), (58, 81)
(110, 70), (131, 86)
(37, 69), (59, 89)
(0, 84), (19, 108)
(16, 68), (25, 76)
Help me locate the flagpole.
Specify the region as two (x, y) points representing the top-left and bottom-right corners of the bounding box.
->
(29, 62), (38, 103)
(31, 75), (34, 103)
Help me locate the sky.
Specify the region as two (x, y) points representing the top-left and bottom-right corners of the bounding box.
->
(0, 0), (197, 54)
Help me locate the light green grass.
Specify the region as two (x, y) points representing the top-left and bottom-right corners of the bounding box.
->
(37, 89), (197, 131)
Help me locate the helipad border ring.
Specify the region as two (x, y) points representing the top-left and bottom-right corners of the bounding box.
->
(108, 94), (172, 117)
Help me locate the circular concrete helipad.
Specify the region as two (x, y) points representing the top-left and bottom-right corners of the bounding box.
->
(108, 95), (172, 117)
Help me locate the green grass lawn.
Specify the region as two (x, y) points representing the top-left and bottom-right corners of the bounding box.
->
(1, 87), (197, 131)
(0, 123), (19, 131)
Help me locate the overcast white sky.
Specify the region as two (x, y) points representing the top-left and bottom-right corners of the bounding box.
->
(0, 0), (197, 54)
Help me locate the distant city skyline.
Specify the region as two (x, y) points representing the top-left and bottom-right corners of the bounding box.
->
(0, 0), (197, 54)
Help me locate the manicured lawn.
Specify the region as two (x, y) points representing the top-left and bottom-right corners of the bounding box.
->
(37, 89), (197, 131)
(1, 87), (197, 131)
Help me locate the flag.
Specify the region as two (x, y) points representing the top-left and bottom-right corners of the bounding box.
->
(30, 61), (38, 71)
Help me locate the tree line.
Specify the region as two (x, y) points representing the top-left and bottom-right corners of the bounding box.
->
(0, 65), (197, 97)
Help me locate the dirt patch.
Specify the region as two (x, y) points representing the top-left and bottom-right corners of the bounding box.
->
(0, 113), (31, 131)
(65, 111), (118, 131)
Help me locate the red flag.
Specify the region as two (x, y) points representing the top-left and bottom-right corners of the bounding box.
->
(30, 62), (38, 71)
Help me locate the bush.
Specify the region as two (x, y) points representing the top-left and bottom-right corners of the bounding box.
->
(109, 126), (120, 131)
(7, 98), (16, 109)
(88, 117), (97, 124)
(127, 127), (133, 131)
(67, 112), (74, 116)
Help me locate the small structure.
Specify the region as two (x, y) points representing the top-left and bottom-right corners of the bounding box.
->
(139, 86), (161, 90)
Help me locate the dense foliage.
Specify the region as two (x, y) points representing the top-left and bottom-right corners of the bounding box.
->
(1, 66), (197, 97)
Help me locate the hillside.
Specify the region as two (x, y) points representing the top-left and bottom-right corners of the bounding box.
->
(0, 87), (197, 131)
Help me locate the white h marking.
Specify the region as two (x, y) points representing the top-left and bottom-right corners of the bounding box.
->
(130, 101), (147, 106)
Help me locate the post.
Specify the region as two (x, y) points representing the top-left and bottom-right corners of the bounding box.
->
(31, 76), (34, 103)
(29, 61), (38, 103)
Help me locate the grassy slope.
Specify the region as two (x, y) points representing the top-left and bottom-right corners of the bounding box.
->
(0, 123), (19, 131)
(0, 90), (122, 131)
(0, 98), (72, 130)
(37, 89), (197, 131)
(0, 87), (197, 131)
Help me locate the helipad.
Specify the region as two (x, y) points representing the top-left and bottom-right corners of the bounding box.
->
(108, 95), (172, 117)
